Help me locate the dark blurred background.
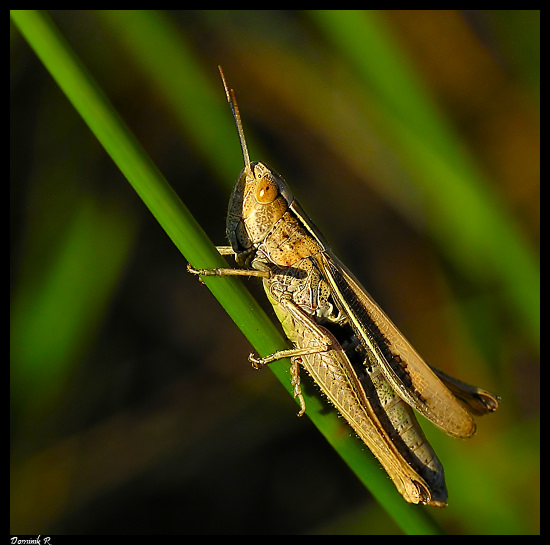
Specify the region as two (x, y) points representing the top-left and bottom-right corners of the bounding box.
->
(11, 10), (539, 534)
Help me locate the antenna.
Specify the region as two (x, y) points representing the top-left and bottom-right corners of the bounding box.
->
(218, 66), (250, 170)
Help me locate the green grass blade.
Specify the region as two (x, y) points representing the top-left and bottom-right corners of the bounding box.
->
(11, 10), (444, 534)
(10, 9), (278, 354)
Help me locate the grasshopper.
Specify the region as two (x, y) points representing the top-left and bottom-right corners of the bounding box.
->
(189, 67), (498, 506)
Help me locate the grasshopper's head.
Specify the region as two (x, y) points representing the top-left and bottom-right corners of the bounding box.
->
(226, 160), (294, 265)
(218, 67), (295, 266)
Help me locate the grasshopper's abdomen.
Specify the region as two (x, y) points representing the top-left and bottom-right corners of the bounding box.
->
(266, 262), (447, 506)
(361, 353), (447, 505)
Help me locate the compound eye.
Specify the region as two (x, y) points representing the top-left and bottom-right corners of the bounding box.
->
(254, 178), (278, 204)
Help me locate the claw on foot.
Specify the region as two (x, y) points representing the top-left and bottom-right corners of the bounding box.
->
(290, 358), (306, 417)
(249, 353), (265, 370)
